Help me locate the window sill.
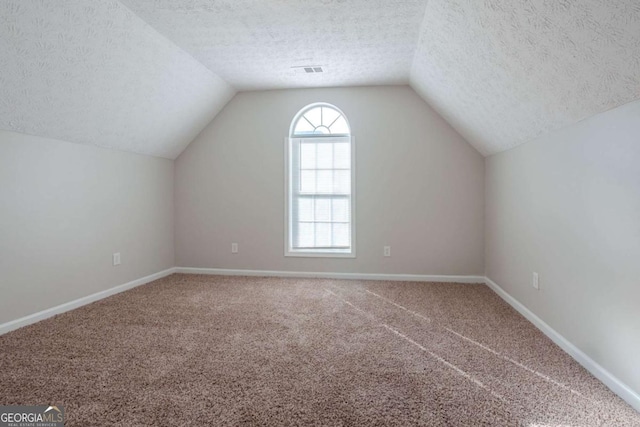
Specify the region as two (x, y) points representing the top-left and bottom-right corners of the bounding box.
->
(285, 249), (356, 259)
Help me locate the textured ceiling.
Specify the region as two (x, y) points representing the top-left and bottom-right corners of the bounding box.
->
(0, 0), (234, 159)
(411, 0), (640, 155)
(118, 0), (429, 90)
(1, 1), (639, 157)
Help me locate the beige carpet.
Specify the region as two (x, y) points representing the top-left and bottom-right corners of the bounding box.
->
(0, 274), (638, 426)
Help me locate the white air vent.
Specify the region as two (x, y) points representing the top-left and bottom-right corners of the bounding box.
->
(292, 66), (325, 74)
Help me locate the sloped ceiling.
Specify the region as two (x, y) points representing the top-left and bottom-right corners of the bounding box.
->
(411, 0), (640, 155)
(1, 0), (639, 158)
(0, 0), (234, 159)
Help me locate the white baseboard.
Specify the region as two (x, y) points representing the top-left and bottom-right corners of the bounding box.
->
(485, 276), (640, 412)
(0, 267), (176, 336)
(175, 267), (485, 284)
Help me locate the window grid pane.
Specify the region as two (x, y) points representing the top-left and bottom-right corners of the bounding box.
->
(291, 137), (351, 250)
(290, 106), (351, 253)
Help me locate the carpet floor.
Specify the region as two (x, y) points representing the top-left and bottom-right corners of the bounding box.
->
(0, 274), (638, 426)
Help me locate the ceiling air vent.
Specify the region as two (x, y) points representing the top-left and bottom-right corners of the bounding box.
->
(292, 66), (324, 74)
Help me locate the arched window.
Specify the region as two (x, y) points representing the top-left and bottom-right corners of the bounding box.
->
(291, 104), (350, 136)
(285, 103), (355, 257)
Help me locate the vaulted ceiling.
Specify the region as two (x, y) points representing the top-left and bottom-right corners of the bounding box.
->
(1, 0), (639, 158)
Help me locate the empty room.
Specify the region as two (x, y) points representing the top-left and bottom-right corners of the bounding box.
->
(1, 1), (639, 425)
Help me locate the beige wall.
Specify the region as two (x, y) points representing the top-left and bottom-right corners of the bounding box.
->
(175, 86), (484, 275)
(0, 131), (175, 324)
(485, 100), (640, 395)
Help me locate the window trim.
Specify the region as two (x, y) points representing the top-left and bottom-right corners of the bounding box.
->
(284, 132), (356, 258)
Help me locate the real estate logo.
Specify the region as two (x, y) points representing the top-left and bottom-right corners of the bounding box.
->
(0, 405), (64, 427)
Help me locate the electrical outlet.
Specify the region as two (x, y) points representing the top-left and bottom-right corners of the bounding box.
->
(231, 243), (238, 254)
(532, 272), (539, 290)
(113, 252), (121, 266)
(384, 246), (391, 257)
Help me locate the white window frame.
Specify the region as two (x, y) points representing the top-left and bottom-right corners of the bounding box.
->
(284, 104), (356, 258)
